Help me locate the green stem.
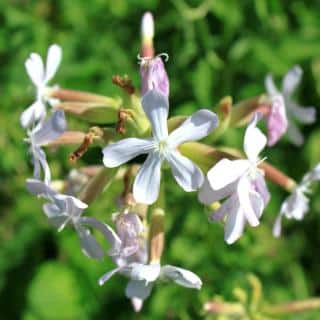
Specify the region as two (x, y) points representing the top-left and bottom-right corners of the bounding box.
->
(262, 298), (320, 316)
(50, 88), (115, 104)
(203, 301), (246, 316)
(79, 167), (117, 204)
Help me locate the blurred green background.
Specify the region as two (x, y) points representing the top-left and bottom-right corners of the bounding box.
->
(1, 0), (320, 319)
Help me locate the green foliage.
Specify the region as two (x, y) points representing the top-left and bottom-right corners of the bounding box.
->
(0, 0), (319, 319)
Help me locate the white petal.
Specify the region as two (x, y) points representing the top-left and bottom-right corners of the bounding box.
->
(288, 103), (316, 124)
(224, 205), (246, 244)
(272, 213), (283, 238)
(302, 163), (320, 183)
(125, 280), (153, 300)
(80, 216), (121, 255)
(141, 89), (169, 140)
(99, 266), (123, 286)
(33, 146), (51, 184)
(282, 65), (302, 95)
(199, 178), (236, 205)
(77, 226), (105, 259)
(209, 194), (238, 222)
(20, 101), (45, 128)
(282, 190), (309, 220)
(167, 110), (218, 148)
(45, 44), (62, 83)
(167, 150), (204, 192)
(287, 121), (304, 146)
(252, 173), (270, 206)
(102, 138), (153, 168)
(249, 190), (265, 219)
(32, 110), (67, 145)
(131, 297), (144, 312)
(55, 193), (88, 210)
(244, 114), (266, 162)
(160, 265), (202, 289)
(43, 202), (64, 218)
(25, 53), (45, 86)
(26, 178), (56, 198)
(237, 177), (260, 226)
(265, 74), (279, 96)
(207, 159), (250, 190)
(133, 153), (162, 204)
(129, 263), (161, 282)
(43, 203), (68, 228)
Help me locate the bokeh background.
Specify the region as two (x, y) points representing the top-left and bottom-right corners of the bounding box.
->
(1, 0), (320, 319)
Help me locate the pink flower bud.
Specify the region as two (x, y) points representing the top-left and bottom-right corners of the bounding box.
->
(140, 56), (169, 98)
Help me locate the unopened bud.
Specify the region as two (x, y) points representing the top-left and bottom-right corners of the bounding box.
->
(149, 208), (165, 264)
(141, 12), (154, 42)
(56, 100), (121, 124)
(79, 167), (117, 204)
(230, 95), (268, 127)
(140, 56), (169, 97)
(209, 96), (232, 140)
(179, 142), (239, 172)
(141, 12), (154, 58)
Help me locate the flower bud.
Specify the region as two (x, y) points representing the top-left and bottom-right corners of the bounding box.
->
(141, 12), (154, 58)
(140, 56), (169, 98)
(56, 100), (121, 124)
(148, 208), (165, 264)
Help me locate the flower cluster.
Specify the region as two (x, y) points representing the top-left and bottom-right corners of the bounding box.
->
(20, 12), (319, 312)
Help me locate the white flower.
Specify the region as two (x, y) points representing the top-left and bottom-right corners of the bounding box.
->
(199, 114), (270, 244)
(26, 110), (66, 184)
(265, 65), (316, 146)
(21, 44), (62, 128)
(26, 178), (117, 260)
(99, 262), (202, 303)
(273, 164), (320, 237)
(102, 89), (218, 204)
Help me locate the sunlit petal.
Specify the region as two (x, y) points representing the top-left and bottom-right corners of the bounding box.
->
(133, 153), (162, 204)
(141, 89), (169, 140)
(102, 138), (153, 168)
(167, 109), (218, 148)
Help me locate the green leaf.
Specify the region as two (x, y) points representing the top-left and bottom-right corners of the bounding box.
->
(26, 262), (87, 320)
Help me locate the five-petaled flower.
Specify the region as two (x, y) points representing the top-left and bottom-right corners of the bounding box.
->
(26, 178), (118, 260)
(26, 110), (66, 184)
(99, 261), (202, 308)
(102, 89), (218, 204)
(199, 114), (270, 244)
(265, 65), (316, 146)
(21, 44), (62, 128)
(273, 163), (320, 237)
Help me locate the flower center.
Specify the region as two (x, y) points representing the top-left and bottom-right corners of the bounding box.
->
(155, 139), (171, 158)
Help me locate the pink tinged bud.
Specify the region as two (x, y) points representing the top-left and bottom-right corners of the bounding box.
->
(140, 56), (169, 98)
(141, 12), (154, 58)
(141, 12), (154, 43)
(267, 95), (288, 146)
